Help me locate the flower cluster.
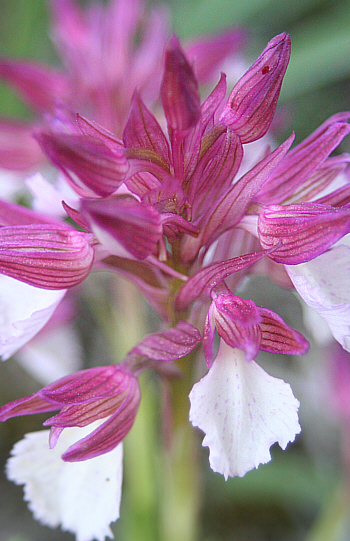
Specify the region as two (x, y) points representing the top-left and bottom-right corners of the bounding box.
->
(1, 0), (350, 540)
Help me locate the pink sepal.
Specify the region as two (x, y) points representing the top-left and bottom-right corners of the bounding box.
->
(258, 307), (309, 355)
(182, 133), (294, 263)
(175, 250), (268, 311)
(127, 321), (202, 365)
(0, 199), (62, 226)
(259, 203), (350, 264)
(220, 33), (290, 143)
(61, 376), (140, 461)
(35, 131), (129, 197)
(188, 127), (243, 215)
(200, 73), (227, 134)
(42, 366), (129, 405)
(125, 171), (162, 199)
(257, 119), (350, 203)
(288, 155), (350, 204)
(123, 91), (171, 164)
(0, 224), (94, 289)
(0, 392), (59, 421)
(82, 195), (162, 260)
(76, 114), (124, 151)
(204, 293), (261, 365)
(161, 36), (201, 131)
(316, 164), (350, 206)
(61, 201), (91, 232)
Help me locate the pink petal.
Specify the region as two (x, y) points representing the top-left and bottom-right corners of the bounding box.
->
(123, 91), (171, 164)
(175, 250), (268, 311)
(61, 377), (141, 461)
(259, 203), (350, 264)
(258, 307), (309, 355)
(160, 36), (201, 131)
(128, 321), (202, 363)
(35, 132), (129, 197)
(0, 225), (94, 289)
(257, 120), (350, 204)
(220, 33), (290, 143)
(204, 293), (262, 365)
(82, 196), (162, 260)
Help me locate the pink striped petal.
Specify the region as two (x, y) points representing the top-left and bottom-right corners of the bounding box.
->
(182, 133), (293, 263)
(82, 196), (162, 260)
(61, 377), (140, 461)
(257, 120), (350, 203)
(36, 132), (129, 197)
(161, 36), (201, 131)
(0, 225), (94, 289)
(175, 250), (268, 311)
(128, 321), (202, 363)
(258, 307), (309, 355)
(259, 203), (350, 264)
(220, 33), (290, 143)
(123, 91), (171, 164)
(204, 295), (261, 365)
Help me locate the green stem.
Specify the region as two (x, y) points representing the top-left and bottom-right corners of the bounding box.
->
(118, 374), (160, 541)
(159, 356), (202, 541)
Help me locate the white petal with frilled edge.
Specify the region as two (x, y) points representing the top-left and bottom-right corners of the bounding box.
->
(6, 425), (123, 541)
(0, 275), (66, 360)
(286, 239), (350, 351)
(189, 342), (300, 479)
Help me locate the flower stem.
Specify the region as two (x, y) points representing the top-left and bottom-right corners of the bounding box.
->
(159, 357), (202, 541)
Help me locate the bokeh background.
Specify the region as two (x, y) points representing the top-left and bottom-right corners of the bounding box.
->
(1, 0), (350, 540)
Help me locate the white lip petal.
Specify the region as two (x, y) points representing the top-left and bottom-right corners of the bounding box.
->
(6, 425), (123, 541)
(0, 275), (66, 360)
(286, 240), (350, 351)
(189, 342), (300, 479)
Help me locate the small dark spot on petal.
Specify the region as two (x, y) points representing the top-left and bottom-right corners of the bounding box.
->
(262, 65), (270, 75)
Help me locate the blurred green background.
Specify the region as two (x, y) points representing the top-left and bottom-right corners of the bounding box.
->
(0, 0), (350, 540)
